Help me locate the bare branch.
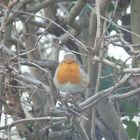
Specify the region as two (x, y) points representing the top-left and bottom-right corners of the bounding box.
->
(80, 74), (132, 110)
(0, 116), (66, 130)
(73, 117), (89, 140)
(112, 87), (140, 100)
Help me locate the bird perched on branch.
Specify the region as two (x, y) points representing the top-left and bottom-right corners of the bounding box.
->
(53, 52), (89, 93)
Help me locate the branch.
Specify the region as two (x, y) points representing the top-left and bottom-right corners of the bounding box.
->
(93, 56), (121, 70)
(2, 0), (32, 27)
(16, 59), (58, 72)
(26, 0), (65, 13)
(13, 74), (50, 92)
(79, 74), (132, 110)
(13, 10), (87, 50)
(65, 0), (87, 26)
(106, 33), (140, 55)
(73, 117), (89, 140)
(112, 87), (140, 100)
(88, 4), (140, 40)
(88, 0), (111, 48)
(0, 116), (66, 130)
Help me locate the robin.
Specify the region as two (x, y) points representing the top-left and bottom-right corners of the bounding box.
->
(53, 52), (89, 93)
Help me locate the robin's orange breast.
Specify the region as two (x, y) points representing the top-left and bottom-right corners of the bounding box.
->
(56, 61), (81, 84)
